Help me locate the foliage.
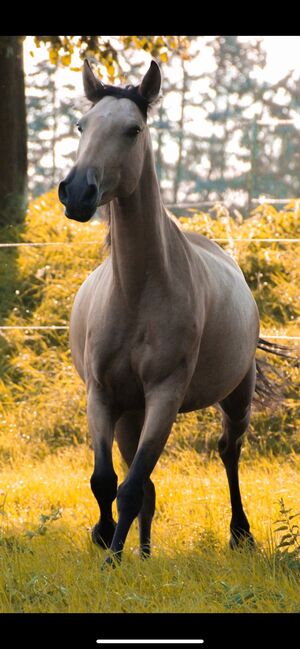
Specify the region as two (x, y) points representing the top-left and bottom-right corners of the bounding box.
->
(273, 498), (300, 571)
(0, 193), (298, 464)
(180, 201), (300, 326)
(34, 36), (191, 80)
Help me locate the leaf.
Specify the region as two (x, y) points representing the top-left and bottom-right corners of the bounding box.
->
(160, 51), (168, 63)
(155, 37), (164, 48)
(61, 54), (71, 66)
(40, 514), (50, 524)
(231, 593), (244, 605)
(105, 62), (115, 79)
(279, 533), (293, 542)
(24, 531), (35, 539)
(49, 48), (58, 65)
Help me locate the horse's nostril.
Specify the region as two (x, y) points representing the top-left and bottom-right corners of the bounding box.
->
(58, 180), (68, 205)
(58, 169), (99, 216)
(85, 183), (98, 202)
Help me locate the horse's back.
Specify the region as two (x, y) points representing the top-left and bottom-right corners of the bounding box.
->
(183, 230), (242, 273)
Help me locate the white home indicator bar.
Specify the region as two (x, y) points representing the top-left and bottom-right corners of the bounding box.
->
(96, 641), (204, 645)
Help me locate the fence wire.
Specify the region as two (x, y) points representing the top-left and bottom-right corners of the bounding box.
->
(0, 326), (298, 341)
(0, 231), (298, 341)
(0, 238), (300, 248)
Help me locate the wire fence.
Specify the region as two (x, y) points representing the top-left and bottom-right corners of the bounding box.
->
(0, 326), (298, 341)
(166, 199), (300, 209)
(0, 207), (299, 342)
(0, 238), (299, 248)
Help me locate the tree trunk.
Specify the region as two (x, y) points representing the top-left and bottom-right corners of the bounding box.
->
(0, 36), (27, 226)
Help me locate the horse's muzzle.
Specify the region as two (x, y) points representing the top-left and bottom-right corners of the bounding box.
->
(58, 167), (99, 222)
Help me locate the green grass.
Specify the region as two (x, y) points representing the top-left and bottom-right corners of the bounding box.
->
(0, 191), (299, 612)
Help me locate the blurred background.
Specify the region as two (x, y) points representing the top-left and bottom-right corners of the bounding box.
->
(2, 35), (300, 225)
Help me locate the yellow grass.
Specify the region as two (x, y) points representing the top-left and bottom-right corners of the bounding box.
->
(0, 445), (300, 613)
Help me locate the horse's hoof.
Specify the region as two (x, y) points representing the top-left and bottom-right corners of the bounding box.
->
(140, 545), (151, 560)
(91, 519), (116, 549)
(229, 528), (256, 550)
(101, 553), (121, 570)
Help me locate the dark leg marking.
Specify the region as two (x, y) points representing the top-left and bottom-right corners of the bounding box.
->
(218, 361), (256, 549)
(90, 456), (118, 548)
(115, 410), (156, 558)
(109, 391), (177, 562)
(87, 388), (119, 549)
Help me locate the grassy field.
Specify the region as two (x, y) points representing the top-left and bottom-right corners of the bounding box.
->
(0, 192), (299, 613)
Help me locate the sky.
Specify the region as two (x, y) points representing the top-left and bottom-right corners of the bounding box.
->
(242, 36), (300, 82)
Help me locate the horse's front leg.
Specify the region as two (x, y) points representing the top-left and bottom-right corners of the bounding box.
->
(87, 383), (119, 549)
(105, 382), (184, 564)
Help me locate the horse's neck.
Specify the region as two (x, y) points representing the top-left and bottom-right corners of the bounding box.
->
(110, 139), (172, 305)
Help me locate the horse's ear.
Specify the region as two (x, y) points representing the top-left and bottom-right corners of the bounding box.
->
(138, 60), (161, 104)
(83, 59), (105, 103)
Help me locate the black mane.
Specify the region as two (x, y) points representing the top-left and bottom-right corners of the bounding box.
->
(93, 84), (152, 120)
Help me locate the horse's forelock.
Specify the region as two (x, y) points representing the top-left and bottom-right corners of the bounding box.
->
(92, 83), (156, 120)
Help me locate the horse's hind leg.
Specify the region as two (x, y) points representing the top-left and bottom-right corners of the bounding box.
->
(218, 361), (256, 549)
(115, 410), (156, 558)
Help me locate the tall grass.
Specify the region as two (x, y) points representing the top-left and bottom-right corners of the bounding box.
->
(0, 192), (299, 612)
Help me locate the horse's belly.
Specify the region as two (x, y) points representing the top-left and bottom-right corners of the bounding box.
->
(180, 365), (247, 411)
(181, 356), (253, 411)
(181, 296), (259, 410)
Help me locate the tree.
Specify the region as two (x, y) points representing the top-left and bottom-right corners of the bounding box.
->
(184, 36), (267, 211)
(0, 36), (27, 225)
(249, 72), (300, 203)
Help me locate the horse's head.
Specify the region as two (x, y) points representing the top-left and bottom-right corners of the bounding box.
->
(58, 59), (161, 222)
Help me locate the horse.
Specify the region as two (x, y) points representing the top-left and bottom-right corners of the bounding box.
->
(58, 59), (284, 565)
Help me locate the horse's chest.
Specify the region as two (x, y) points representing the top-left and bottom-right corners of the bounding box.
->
(88, 310), (196, 407)
(102, 351), (144, 408)
(88, 322), (140, 404)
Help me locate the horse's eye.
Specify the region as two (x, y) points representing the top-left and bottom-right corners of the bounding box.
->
(126, 125), (142, 138)
(76, 122), (83, 134)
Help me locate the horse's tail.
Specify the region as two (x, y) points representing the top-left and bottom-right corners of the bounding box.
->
(254, 337), (298, 408)
(257, 337), (293, 359)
